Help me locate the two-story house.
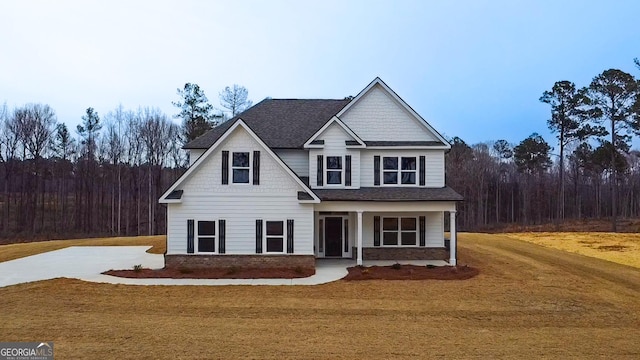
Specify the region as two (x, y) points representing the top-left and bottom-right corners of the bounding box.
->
(159, 78), (463, 271)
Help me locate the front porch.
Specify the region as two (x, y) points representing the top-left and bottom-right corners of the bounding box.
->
(313, 201), (458, 266)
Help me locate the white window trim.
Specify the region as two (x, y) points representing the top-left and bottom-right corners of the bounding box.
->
(195, 219), (217, 253)
(264, 219), (286, 254)
(381, 216), (418, 247)
(324, 155), (345, 187)
(380, 156), (419, 187)
(231, 151), (253, 185)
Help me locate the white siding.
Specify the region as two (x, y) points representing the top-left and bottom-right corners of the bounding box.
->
(274, 149), (309, 177)
(425, 212), (444, 247)
(340, 85), (439, 141)
(318, 122), (354, 152)
(189, 149), (205, 166)
(361, 212), (444, 247)
(360, 149), (444, 187)
(167, 127), (314, 255)
(309, 123), (361, 189)
(425, 151), (445, 187)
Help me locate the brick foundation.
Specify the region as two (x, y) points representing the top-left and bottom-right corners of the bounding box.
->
(165, 254), (316, 270)
(352, 247), (449, 261)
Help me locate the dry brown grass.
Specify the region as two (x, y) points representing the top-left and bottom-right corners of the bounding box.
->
(503, 232), (640, 268)
(1, 233), (639, 359)
(0, 235), (166, 263)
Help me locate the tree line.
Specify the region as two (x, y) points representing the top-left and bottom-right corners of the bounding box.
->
(0, 84), (251, 241)
(2, 61), (639, 241)
(448, 60), (640, 232)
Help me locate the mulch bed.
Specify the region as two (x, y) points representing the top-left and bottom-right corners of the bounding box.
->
(103, 267), (315, 279)
(343, 264), (479, 281)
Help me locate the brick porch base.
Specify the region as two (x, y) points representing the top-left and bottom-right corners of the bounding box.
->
(164, 254), (316, 270)
(352, 247), (449, 261)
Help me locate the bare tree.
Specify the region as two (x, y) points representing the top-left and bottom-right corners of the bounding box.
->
(219, 84), (253, 119)
(13, 104), (57, 232)
(138, 107), (173, 235)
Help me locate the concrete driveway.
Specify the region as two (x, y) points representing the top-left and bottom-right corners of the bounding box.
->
(0, 246), (163, 288)
(0, 246), (350, 287)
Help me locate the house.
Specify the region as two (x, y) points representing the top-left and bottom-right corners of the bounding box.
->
(159, 78), (463, 271)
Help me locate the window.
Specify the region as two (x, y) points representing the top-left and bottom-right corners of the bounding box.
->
(265, 221), (284, 253)
(197, 220), (216, 252)
(382, 156), (417, 185)
(232, 152), (250, 183)
(326, 156), (342, 185)
(382, 217), (417, 246)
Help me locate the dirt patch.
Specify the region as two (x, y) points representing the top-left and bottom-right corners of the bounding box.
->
(343, 264), (479, 281)
(103, 266), (315, 279)
(597, 245), (629, 252)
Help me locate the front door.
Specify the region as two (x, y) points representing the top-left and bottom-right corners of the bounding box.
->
(324, 217), (343, 257)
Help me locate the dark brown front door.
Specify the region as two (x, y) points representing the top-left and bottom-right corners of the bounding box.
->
(324, 217), (343, 257)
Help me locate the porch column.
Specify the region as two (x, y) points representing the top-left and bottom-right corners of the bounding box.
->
(449, 210), (457, 266)
(357, 210), (363, 265)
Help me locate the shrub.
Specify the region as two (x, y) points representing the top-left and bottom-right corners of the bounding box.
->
(391, 263), (402, 270)
(133, 264), (143, 272)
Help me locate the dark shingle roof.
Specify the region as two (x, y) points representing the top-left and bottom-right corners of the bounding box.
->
(365, 141), (444, 146)
(166, 190), (183, 200)
(184, 99), (351, 149)
(313, 187), (463, 201)
(297, 191), (315, 201)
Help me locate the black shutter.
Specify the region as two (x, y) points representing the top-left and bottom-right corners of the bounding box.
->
(317, 155), (324, 186)
(287, 219), (294, 253)
(419, 216), (426, 247)
(374, 156), (380, 186)
(255, 220), (263, 253)
(345, 155), (352, 187)
(344, 219), (349, 252)
(253, 151), (260, 185)
(419, 156), (426, 186)
(187, 219), (194, 253)
(219, 219), (226, 254)
(221, 151), (229, 185)
(373, 216), (380, 246)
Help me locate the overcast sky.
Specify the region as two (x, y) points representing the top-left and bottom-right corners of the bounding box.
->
(1, 0), (638, 146)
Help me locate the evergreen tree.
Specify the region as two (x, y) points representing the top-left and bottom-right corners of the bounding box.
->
(172, 83), (220, 142)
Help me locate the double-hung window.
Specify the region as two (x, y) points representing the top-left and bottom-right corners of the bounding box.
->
(326, 156), (343, 185)
(232, 152), (250, 184)
(382, 217), (417, 246)
(383, 156), (417, 185)
(265, 220), (285, 253)
(197, 220), (216, 252)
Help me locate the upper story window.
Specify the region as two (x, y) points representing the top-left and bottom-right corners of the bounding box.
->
(232, 152), (250, 183)
(326, 156), (343, 185)
(316, 154), (351, 188)
(383, 156), (416, 185)
(222, 150), (259, 186)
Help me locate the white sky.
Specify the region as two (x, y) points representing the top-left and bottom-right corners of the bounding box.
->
(1, 0), (639, 145)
